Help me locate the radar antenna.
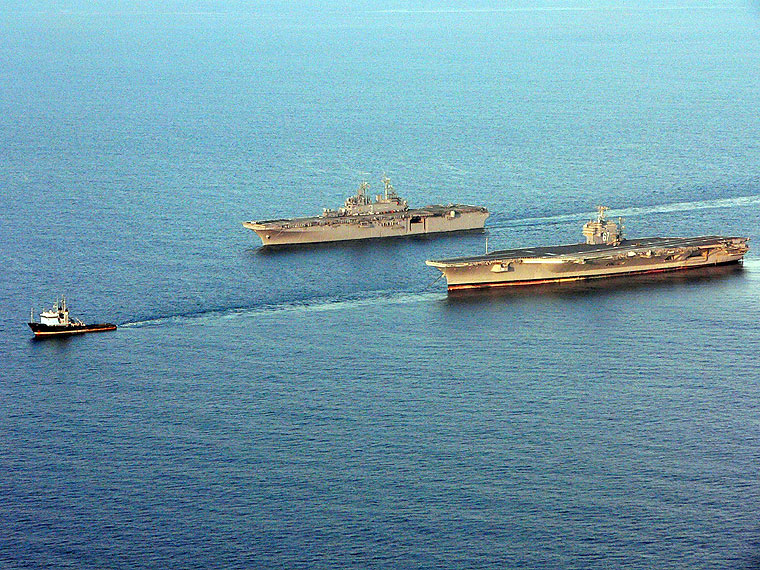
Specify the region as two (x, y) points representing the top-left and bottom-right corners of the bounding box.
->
(382, 175), (395, 200)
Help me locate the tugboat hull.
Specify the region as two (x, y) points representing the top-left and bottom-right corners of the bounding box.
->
(28, 322), (117, 337)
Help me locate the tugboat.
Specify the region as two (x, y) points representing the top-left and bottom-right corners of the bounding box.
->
(28, 297), (117, 337)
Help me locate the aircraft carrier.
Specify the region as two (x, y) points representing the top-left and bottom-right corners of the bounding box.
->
(426, 206), (749, 290)
(243, 177), (489, 246)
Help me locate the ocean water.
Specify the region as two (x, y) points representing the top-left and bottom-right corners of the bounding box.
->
(2, 1), (760, 568)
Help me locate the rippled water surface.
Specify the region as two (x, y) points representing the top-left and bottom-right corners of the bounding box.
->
(2, 2), (760, 568)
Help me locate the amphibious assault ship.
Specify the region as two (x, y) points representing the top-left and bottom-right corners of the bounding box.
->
(426, 206), (749, 290)
(243, 177), (489, 246)
(28, 297), (117, 337)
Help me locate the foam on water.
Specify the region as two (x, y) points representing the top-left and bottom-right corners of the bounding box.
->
(491, 194), (760, 230)
(121, 289), (445, 328)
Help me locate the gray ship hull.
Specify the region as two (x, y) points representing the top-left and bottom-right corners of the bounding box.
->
(426, 236), (749, 290)
(244, 206), (489, 246)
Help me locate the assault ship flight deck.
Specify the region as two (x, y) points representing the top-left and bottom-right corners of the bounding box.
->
(243, 177), (489, 246)
(426, 206), (749, 290)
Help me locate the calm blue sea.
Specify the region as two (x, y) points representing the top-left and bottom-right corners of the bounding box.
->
(2, 1), (760, 568)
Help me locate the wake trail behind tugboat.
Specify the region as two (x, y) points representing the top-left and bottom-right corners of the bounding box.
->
(120, 290), (445, 329)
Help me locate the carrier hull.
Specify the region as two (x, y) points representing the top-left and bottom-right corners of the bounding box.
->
(244, 207), (489, 246)
(426, 236), (749, 291)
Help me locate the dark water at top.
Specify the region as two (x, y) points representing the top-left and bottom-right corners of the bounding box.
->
(2, 2), (760, 568)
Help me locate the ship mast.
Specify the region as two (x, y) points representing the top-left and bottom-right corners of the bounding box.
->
(382, 175), (394, 200)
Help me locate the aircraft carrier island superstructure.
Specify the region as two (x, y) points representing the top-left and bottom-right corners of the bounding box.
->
(243, 177), (489, 246)
(426, 206), (749, 290)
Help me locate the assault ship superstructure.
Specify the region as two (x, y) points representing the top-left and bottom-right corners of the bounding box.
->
(426, 206), (749, 290)
(243, 177), (489, 246)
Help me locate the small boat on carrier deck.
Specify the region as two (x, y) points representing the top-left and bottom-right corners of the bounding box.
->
(28, 297), (117, 337)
